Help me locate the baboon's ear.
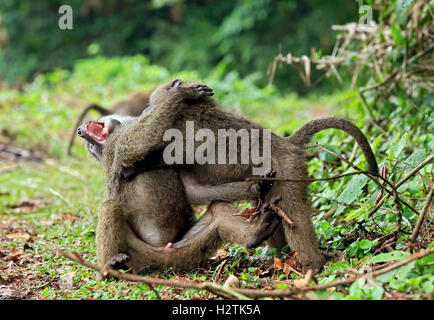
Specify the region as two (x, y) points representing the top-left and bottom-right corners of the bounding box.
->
(108, 119), (121, 135)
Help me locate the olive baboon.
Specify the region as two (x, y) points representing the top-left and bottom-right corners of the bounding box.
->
(77, 83), (280, 279)
(112, 79), (379, 272)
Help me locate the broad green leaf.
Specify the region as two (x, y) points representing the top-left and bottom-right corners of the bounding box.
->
(422, 279), (434, 294)
(398, 0), (414, 8)
(328, 261), (350, 273)
(359, 239), (374, 250)
(346, 242), (360, 258)
(395, 262), (415, 280)
(276, 283), (288, 290)
(405, 151), (429, 166)
(337, 175), (368, 204)
(370, 286), (384, 300)
(345, 207), (367, 221)
(368, 251), (411, 264)
(391, 23), (406, 46)
(392, 134), (408, 159)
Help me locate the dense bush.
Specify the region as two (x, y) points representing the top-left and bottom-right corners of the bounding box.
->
(0, 0), (357, 90)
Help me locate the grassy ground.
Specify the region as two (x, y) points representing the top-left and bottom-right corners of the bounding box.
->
(0, 56), (432, 300)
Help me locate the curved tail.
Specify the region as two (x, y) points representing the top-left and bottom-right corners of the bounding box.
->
(287, 117), (379, 174)
(66, 104), (111, 155)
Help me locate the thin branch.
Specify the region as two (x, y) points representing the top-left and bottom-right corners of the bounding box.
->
(370, 154), (434, 217)
(246, 171), (370, 183)
(59, 247), (434, 299)
(57, 250), (250, 300)
(411, 186), (434, 243)
(315, 143), (420, 216)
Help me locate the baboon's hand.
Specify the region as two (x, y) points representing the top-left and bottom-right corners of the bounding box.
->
(167, 79), (214, 101)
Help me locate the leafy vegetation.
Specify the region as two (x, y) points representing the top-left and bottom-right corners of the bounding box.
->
(0, 0), (357, 90)
(0, 0), (432, 300)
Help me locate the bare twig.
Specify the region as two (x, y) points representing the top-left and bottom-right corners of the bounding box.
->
(315, 143), (421, 217)
(58, 250), (250, 300)
(58, 247), (434, 299)
(411, 186), (434, 243)
(246, 170), (371, 183)
(370, 154), (434, 217)
(270, 204), (294, 228)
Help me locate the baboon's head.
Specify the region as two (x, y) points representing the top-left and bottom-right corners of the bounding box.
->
(77, 114), (131, 160)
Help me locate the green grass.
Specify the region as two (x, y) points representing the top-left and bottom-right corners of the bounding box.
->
(0, 55), (432, 300)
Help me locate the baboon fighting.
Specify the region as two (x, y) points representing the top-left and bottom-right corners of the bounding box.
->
(77, 83), (280, 279)
(109, 79), (379, 272)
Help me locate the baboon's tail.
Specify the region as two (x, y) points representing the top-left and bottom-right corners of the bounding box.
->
(287, 117), (379, 174)
(66, 104), (111, 155)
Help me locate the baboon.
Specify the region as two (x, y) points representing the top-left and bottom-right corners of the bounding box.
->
(67, 91), (152, 155)
(112, 79), (379, 272)
(98, 200), (277, 277)
(77, 83), (279, 279)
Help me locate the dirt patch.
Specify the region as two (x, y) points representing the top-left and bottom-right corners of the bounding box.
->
(0, 220), (53, 300)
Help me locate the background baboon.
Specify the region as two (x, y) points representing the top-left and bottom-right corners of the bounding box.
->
(67, 91), (152, 155)
(77, 82), (279, 278)
(113, 79), (379, 272)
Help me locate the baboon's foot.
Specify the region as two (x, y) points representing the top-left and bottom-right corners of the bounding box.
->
(104, 253), (130, 270)
(301, 258), (325, 275)
(246, 209), (281, 248)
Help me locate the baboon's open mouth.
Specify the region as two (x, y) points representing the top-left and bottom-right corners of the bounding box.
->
(85, 121), (109, 144)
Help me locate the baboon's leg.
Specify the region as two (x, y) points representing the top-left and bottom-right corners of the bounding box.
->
(270, 153), (324, 272)
(264, 223), (287, 253)
(95, 200), (131, 280)
(67, 104), (111, 155)
(100, 202), (279, 277)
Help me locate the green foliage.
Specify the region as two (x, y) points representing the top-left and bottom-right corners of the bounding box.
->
(0, 0), (358, 90)
(0, 0), (432, 301)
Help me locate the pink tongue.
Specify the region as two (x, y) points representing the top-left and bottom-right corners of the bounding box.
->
(86, 121), (108, 142)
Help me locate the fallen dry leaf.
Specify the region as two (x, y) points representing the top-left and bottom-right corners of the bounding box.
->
(215, 249), (228, 259)
(63, 214), (81, 221)
(8, 200), (38, 214)
(192, 293), (201, 300)
(274, 257), (284, 270)
(5, 232), (31, 241)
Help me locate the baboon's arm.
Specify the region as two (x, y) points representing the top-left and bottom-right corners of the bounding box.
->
(180, 170), (258, 205)
(115, 80), (213, 168)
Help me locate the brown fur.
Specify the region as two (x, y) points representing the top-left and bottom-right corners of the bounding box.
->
(97, 200), (270, 277)
(114, 79), (379, 272)
(78, 82), (274, 279)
